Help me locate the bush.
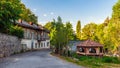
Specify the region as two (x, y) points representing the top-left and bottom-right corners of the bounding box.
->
(71, 52), (80, 58)
(0, 22), (12, 33)
(78, 56), (91, 61)
(102, 56), (120, 63)
(9, 25), (24, 38)
(102, 57), (113, 63)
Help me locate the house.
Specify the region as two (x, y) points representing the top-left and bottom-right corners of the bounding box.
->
(16, 19), (50, 50)
(76, 39), (103, 56)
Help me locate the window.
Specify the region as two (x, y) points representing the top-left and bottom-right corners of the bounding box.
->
(41, 43), (43, 47)
(89, 48), (96, 53)
(27, 29), (29, 39)
(38, 34), (41, 40)
(21, 44), (27, 50)
(79, 48), (84, 52)
(29, 32), (32, 39)
(24, 29), (27, 39)
(35, 43), (37, 48)
(44, 43), (45, 47)
(47, 42), (49, 47)
(38, 43), (40, 48)
(39, 45), (40, 48)
(100, 47), (103, 53)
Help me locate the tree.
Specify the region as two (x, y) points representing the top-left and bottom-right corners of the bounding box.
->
(76, 20), (81, 40)
(106, 0), (120, 54)
(111, 0), (120, 23)
(104, 17), (110, 26)
(49, 16), (64, 54)
(46, 16), (74, 55)
(82, 23), (97, 40)
(20, 4), (38, 24)
(65, 22), (74, 41)
(0, 0), (22, 33)
(95, 24), (105, 44)
(44, 22), (53, 31)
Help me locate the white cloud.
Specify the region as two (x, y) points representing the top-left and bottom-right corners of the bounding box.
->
(50, 12), (54, 15)
(32, 9), (37, 13)
(38, 21), (47, 26)
(33, 9), (37, 11)
(43, 14), (47, 17)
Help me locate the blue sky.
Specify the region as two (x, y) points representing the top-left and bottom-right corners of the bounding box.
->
(22, 0), (117, 29)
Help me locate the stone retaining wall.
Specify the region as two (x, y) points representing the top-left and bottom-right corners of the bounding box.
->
(0, 33), (22, 58)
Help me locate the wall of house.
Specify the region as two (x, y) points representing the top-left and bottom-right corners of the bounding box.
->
(20, 24), (50, 50)
(0, 33), (22, 58)
(40, 40), (50, 49)
(21, 39), (31, 49)
(21, 39), (50, 49)
(21, 39), (38, 50)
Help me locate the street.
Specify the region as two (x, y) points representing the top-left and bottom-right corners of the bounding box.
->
(0, 50), (83, 68)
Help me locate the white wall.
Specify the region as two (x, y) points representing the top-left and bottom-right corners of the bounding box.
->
(21, 39), (50, 50)
(21, 39), (38, 49)
(21, 39), (31, 49)
(40, 40), (50, 49)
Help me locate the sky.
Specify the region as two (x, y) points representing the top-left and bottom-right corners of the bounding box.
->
(22, 0), (117, 29)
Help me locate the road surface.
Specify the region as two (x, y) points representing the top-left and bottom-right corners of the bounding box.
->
(0, 50), (83, 68)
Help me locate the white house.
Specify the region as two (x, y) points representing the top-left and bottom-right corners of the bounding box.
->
(16, 19), (50, 50)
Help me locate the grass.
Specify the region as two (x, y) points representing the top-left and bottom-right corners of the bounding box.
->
(51, 53), (120, 68)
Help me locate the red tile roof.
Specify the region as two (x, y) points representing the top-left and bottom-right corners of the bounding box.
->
(15, 20), (50, 33)
(77, 39), (103, 47)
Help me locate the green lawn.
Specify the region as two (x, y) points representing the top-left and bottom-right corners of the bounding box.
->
(52, 53), (120, 68)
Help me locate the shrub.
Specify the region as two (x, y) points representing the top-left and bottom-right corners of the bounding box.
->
(71, 52), (80, 58)
(102, 57), (113, 63)
(0, 21), (12, 33)
(9, 25), (24, 38)
(78, 56), (88, 61)
(102, 56), (120, 63)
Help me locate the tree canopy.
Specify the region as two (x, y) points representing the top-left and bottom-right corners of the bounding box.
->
(0, 0), (37, 37)
(80, 0), (120, 55)
(76, 20), (81, 40)
(44, 16), (75, 54)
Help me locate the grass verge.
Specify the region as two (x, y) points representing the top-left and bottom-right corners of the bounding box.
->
(51, 53), (120, 68)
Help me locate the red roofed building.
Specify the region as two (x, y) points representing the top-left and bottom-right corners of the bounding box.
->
(16, 19), (50, 50)
(76, 39), (103, 56)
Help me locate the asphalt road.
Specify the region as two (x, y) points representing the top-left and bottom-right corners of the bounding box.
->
(0, 49), (83, 68)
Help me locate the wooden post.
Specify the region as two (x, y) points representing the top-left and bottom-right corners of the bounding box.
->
(85, 48), (89, 56)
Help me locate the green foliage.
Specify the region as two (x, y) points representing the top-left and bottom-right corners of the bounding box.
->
(111, 0), (120, 22)
(80, 0), (120, 54)
(82, 23), (97, 40)
(0, 0), (22, 23)
(0, 0), (23, 36)
(59, 52), (120, 68)
(9, 25), (24, 38)
(0, 0), (22, 32)
(76, 20), (81, 40)
(44, 22), (53, 31)
(65, 22), (75, 42)
(45, 16), (75, 54)
(72, 54), (120, 64)
(20, 4), (38, 24)
(99, 0), (120, 54)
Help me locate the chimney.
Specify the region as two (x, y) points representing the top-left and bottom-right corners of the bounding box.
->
(18, 19), (22, 23)
(29, 22), (33, 25)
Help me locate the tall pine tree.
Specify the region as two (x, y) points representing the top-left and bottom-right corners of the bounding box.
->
(76, 20), (81, 40)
